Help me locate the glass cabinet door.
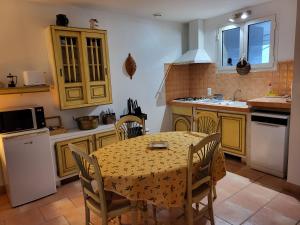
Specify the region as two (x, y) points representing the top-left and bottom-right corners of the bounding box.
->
(82, 32), (111, 104)
(55, 31), (86, 107)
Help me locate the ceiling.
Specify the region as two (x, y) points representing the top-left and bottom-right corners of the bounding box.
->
(30, 0), (273, 22)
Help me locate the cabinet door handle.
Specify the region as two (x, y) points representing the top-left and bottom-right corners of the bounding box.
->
(24, 141), (33, 145)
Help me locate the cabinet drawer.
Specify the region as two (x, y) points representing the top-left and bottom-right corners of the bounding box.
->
(171, 106), (192, 116)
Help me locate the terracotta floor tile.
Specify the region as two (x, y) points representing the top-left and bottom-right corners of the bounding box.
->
(243, 183), (279, 201)
(215, 200), (253, 225)
(63, 206), (85, 225)
(5, 208), (45, 225)
(39, 198), (76, 221)
(69, 195), (84, 208)
(244, 207), (297, 225)
(42, 216), (70, 225)
(227, 187), (270, 212)
(265, 193), (300, 221)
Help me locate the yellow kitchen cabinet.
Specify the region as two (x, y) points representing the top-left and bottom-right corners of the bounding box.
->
(171, 106), (193, 131)
(94, 130), (117, 149)
(50, 26), (112, 109)
(219, 112), (246, 157)
(55, 135), (94, 177)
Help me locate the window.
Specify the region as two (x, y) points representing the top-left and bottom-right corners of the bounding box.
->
(222, 27), (240, 66)
(218, 16), (276, 72)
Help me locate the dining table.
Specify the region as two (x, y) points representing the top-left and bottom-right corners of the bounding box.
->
(91, 131), (226, 209)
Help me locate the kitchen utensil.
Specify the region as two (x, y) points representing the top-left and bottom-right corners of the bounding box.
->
(7, 73), (17, 87)
(74, 116), (99, 130)
(236, 57), (251, 75)
(134, 100), (142, 115)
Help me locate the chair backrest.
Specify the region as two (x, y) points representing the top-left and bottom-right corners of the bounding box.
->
(186, 133), (221, 198)
(115, 115), (145, 141)
(69, 144), (108, 214)
(196, 114), (220, 135)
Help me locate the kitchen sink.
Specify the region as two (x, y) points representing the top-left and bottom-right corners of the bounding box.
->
(195, 99), (248, 108)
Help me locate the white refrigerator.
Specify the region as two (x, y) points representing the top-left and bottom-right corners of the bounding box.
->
(0, 128), (57, 207)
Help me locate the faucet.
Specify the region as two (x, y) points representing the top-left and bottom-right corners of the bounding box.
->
(233, 89), (242, 101)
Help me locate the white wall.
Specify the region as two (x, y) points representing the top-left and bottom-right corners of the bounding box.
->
(288, 1), (300, 186)
(204, 0), (297, 63)
(0, 0), (183, 186)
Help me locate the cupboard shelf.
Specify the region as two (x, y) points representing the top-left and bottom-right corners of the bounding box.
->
(0, 85), (50, 95)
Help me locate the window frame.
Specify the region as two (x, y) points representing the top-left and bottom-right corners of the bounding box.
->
(217, 15), (276, 73)
(218, 24), (244, 72)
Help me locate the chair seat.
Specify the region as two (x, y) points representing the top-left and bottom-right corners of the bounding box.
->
(192, 184), (210, 202)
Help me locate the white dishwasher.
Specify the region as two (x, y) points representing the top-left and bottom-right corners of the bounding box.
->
(0, 128), (57, 207)
(250, 112), (289, 178)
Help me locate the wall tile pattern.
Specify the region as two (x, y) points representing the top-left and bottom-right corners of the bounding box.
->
(166, 61), (294, 102)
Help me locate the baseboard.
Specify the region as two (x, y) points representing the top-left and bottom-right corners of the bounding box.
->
(0, 185), (6, 195)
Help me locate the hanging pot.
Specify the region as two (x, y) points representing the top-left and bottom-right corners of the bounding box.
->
(236, 57), (251, 75)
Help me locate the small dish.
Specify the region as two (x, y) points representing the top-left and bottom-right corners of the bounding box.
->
(148, 141), (169, 150)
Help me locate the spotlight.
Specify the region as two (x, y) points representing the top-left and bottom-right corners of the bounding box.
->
(229, 18), (235, 23)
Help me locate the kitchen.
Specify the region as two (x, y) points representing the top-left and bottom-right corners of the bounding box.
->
(0, 0), (300, 225)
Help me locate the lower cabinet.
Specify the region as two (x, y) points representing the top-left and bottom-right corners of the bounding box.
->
(55, 130), (117, 178)
(95, 130), (117, 149)
(219, 112), (246, 157)
(56, 136), (94, 177)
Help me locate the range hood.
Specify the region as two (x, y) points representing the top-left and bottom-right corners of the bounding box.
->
(174, 19), (212, 64)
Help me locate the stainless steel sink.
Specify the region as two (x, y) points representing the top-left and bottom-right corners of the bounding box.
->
(195, 99), (248, 108)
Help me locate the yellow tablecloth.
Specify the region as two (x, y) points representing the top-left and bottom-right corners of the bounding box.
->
(92, 132), (226, 208)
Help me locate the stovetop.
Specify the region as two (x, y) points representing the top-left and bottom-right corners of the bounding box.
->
(174, 97), (206, 101)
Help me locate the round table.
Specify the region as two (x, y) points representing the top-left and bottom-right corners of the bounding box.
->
(92, 131), (226, 208)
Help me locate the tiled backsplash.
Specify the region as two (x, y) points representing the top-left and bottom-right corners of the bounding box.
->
(165, 61), (294, 102)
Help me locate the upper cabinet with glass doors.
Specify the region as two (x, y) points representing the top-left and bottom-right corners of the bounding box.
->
(50, 26), (112, 110)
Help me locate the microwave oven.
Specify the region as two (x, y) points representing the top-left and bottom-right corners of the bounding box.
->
(0, 106), (46, 133)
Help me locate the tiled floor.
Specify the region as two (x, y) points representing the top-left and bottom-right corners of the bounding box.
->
(0, 157), (299, 225)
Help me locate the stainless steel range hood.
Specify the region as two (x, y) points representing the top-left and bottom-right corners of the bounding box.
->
(174, 19), (212, 64)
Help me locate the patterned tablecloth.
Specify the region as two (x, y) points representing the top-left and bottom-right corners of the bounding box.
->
(92, 131), (226, 208)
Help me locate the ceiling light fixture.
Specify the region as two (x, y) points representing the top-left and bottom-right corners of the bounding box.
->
(229, 10), (251, 23)
(241, 10), (251, 20)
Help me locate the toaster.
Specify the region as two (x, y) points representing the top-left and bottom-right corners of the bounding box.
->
(23, 71), (46, 86)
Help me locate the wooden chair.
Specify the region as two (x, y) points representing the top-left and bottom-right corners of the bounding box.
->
(115, 115), (145, 141)
(195, 113), (220, 135)
(195, 112), (220, 199)
(69, 144), (137, 225)
(185, 133), (221, 225)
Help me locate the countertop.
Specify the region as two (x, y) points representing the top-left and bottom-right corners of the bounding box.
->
(247, 97), (291, 109)
(50, 124), (115, 142)
(169, 100), (250, 112)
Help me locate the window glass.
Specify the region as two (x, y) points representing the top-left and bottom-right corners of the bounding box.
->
(222, 27), (240, 67)
(247, 21), (271, 64)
